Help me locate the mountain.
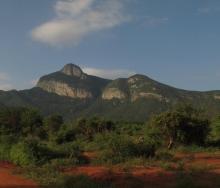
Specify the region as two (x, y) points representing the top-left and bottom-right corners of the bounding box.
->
(37, 64), (110, 99)
(1, 63), (220, 121)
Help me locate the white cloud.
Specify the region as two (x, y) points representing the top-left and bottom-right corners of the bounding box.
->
(82, 67), (135, 79)
(0, 72), (13, 91)
(143, 16), (168, 27)
(0, 84), (13, 91)
(31, 0), (130, 46)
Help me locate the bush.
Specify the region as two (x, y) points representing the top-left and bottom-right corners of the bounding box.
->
(51, 141), (85, 165)
(0, 135), (17, 160)
(10, 140), (52, 166)
(74, 117), (115, 140)
(155, 150), (174, 161)
(97, 134), (157, 164)
(0, 143), (11, 160)
(133, 137), (156, 158)
(54, 127), (76, 144)
(147, 104), (210, 149)
(209, 116), (220, 145)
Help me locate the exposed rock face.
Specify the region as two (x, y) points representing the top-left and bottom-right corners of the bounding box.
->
(131, 92), (163, 102)
(214, 95), (220, 100)
(61, 64), (87, 79)
(102, 88), (127, 100)
(101, 74), (170, 102)
(37, 80), (93, 99)
(36, 64), (111, 99)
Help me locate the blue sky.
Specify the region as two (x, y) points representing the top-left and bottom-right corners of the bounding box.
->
(0, 0), (220, 91)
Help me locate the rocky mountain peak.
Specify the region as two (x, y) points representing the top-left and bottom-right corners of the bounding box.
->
(61, 63), (85, 78)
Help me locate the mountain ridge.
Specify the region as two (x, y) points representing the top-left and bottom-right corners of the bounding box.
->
(1, 63), (220, 121)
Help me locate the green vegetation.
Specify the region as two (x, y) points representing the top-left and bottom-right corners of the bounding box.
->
(0, 104), (220, 187)
(147, 104), (210, 149)
(2, 66), (220, 122)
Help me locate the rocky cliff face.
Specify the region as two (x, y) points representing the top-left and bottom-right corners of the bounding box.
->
(102, 88), (127, 100)
(36, 64), (110, 99)
(101, 75), (169, 102)
(37, 80), (93, 99)
(36, 64), (220, 104)
(2, 63), (220, 121)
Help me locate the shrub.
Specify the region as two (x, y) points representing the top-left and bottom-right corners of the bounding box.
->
(51, 141), (85, 165)
(133, 137), (156, 158)
(54, 127), (76, 144)
(209, 116), (220, 145)
(10, 140), (52, 166)
(0, 135), (17, 160)
(155, 150), (174, 161)
(74, 117), (115, 140)
(20, 108), (43, 137)
(148, 104), (210, 149)
(0, 143), (11, 160)
(97, 134), (157, 164)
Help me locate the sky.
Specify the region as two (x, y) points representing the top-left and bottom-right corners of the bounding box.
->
(0, 0), (220, 91)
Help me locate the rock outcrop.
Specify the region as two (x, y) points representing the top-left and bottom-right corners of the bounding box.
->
(102, 88), (127, 100)
(37, 80), (93, 99)
(2, 63), (220, 121)
(61, 63), (87, 79)
(36, 64), (109, 99)
(101, 74), (168, 102)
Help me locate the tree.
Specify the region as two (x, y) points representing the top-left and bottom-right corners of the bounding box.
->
(44, 115), (63, 139)
(0, 107), (23, 135)
(75, 117), (115, 140)
(209, 116), (220, 144)
(148, 104), (210, 149)
(20, 108), (43, 137)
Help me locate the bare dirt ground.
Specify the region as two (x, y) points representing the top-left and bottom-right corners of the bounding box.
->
(65, 166), (175, 188)
(64, 152), (220, 188)
(1, 152), (220, 188)
(0, 162), (38, 188)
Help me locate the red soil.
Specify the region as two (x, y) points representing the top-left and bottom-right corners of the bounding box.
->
(65, 166), (175, 188)
(175, 152), (220, 169)
(1, 152), (220, 188)
(64, 152), (220, 188)
(0, 162), (38, 188)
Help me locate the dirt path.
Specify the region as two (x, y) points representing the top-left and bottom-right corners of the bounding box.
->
(0, 162), (38, 188)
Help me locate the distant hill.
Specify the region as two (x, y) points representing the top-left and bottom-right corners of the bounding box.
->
(1, 63), (220, 121)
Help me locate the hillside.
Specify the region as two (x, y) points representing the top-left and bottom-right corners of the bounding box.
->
(0, 64), (220, 121)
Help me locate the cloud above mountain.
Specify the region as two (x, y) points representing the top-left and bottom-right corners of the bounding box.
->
(31, 0), (130, 46)
(82, 67), (135, 79)
(0, 72), (13, 91)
